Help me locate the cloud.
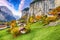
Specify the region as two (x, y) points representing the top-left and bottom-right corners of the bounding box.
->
(0, 0), (22, 19)
(0, 0), (17, 15)
(19, 0), (25, 11)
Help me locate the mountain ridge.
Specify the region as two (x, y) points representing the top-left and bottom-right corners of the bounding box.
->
(0, 6), (16, 21)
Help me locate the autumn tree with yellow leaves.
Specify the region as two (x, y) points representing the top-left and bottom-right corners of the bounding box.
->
(29, 16), (35, 23)
(35, 15), (42, 20)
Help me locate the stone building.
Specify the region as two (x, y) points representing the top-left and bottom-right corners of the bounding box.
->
(29, 0), (55, 16)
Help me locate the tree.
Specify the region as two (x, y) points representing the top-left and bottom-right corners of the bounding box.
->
(35, 15), (42, 20)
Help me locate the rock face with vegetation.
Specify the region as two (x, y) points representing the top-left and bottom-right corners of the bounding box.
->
(0, 6), (16, 21)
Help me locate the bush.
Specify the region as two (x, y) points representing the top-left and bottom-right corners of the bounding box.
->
(44, 18), (50, 25)
(56, 6), (60, 12)
(11, 27), (20, 37)
(25, 23), (31, 33)
(41, 15), (47, 23)
(35, 15), (42, 20)
(49, 9), (57, 15)
(44, 16), (57, 25)
(8, 20), (20, 37)
(29, 16), (35, 23)
(10, 20), (16, 29)
(48, 16), (57, 22)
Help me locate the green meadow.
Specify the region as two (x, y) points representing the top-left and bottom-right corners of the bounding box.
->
(0, 22), (60, 40)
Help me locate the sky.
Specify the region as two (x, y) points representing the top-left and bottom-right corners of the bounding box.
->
(0, 0), (33, 19)
(7, 0), (32, 10)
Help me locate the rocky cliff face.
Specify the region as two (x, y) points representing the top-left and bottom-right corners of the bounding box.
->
(0, 6), (16, 21)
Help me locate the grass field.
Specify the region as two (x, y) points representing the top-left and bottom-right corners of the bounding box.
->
(0, 21), (60, 40)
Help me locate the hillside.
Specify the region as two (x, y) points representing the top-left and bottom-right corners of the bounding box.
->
(0, 22), (60, 40)
(0, 6), (16, 21)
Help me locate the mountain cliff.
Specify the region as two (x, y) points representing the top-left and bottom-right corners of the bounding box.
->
(0, 6), (16, 21)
